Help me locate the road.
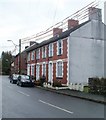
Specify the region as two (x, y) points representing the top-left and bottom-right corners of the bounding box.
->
(1, 76), (104, 118)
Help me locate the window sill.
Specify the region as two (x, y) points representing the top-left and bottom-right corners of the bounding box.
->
(56, 77), (63, 79)
(49, 56), (53, 58)
(57, 54), (62, 56)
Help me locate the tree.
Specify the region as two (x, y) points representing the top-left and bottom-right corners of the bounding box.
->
(1, 51), (12, 75)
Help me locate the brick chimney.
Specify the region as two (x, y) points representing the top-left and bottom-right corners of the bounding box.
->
(68, 19), (79, 29)
(88, 7), (102, 21)
(53, 28), (62, 37)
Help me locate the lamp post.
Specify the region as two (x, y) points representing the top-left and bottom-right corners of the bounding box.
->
(19, 39), (21, 74)
(7, 39), (21, 74)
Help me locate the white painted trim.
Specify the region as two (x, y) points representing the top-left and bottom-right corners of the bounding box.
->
(61, 39), (63, 55)
(49, 61), (52, 63)
(31, 65), (35, 76)
(36, 48), (40, 60)
(31, 50), (35, 60)
(30, 63), (35, 66)
(48, 61), (53, 83)
(42, 47), (43, 58)
(36, 64), (40, 80)
(52, 43), (53, 56)
(35, 58), (67, 65)
(27, 53), (30, 62)
(57, 39), (63, 55)
(56, 59), (63, 62)
(67, 37), (70, 86)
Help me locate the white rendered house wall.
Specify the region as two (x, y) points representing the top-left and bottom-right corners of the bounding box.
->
(68, 20), (104, 84)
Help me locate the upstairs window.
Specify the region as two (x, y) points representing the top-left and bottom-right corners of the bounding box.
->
(49, 43), (53, 57)
(42, 46), (46, 58)
(57, 40), (63, 55)
(27, 53), (30, 61)
(31, 51), (35, 60)
(36, 49), (40, 59)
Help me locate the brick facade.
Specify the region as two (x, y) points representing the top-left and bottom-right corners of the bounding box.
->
(27, 38), (68, 84)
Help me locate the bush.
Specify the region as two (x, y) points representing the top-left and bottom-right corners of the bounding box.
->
(53, 80), (62, 87)
(34, 80), (41, 86)
(88, 77), (106, 95)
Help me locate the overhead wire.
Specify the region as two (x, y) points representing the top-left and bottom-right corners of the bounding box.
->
(21, 0), (99, 44)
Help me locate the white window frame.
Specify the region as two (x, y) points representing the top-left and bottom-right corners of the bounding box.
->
(48, 61), (53, 83)
(36, 64), (40, 80)
(42, 46), (46, 58)
(56, 60), (63, 77)
(27, 53), (30, 61)
(42, 62), (46, 76)
(36, 49), (40, 59)
(27, 64), (30, 76)
(31, 65), (35, 76)
(31, 51), (35, 60)
(57, 40), (63, 55)
(49, 43), (53, 57)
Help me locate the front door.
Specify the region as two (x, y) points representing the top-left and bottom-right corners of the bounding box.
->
(48, 62), (53, 83)
(36, 64), (40, 80)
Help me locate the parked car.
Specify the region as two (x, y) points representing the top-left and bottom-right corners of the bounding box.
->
(10, 74), (19, 84)
(17, 75), (34, 87)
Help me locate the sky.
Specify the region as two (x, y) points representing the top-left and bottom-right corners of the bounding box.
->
(0, 0), (105, 56)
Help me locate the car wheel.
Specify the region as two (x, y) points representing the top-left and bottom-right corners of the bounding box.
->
(11, 80), (13, 84)
(17, 81), (19, 86)
(19, 82), (22, 87)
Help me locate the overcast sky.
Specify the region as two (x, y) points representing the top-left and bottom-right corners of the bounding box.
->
(0, 0), (105, 56)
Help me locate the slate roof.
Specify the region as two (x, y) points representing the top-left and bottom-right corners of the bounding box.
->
(26, 20), (90, 52)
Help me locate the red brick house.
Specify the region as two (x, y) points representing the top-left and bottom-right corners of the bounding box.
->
(26, 19), (79, 85)
(12, 51), (27, 75)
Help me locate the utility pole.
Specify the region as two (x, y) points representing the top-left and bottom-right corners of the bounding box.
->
(19, 39), (21, 74)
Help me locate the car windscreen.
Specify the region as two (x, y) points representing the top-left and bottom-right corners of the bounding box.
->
(21, 75), (30, 80)
(13, 74), (18, 78)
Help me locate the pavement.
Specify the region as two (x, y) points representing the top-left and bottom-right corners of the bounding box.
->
(37, 86), (106, 104)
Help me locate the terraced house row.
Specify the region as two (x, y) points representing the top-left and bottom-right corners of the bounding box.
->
(12, 7), (106, 86)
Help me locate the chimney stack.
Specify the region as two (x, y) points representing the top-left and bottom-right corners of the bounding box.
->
(88, 7), (102, 21)
(68, 19), (79, 29)
(53, 28), (62, 37)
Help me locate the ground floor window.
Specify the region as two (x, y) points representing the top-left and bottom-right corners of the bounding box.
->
(42, 63), (46, 76)
(31, 65), (34, 76)
(27, 65), (30, 76)
(56, 61), (63, 77)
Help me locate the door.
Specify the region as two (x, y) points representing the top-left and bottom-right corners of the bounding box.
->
(36, 64), (40, 80)
(48, 62), (53, 83)
(27, 65), (30, 76)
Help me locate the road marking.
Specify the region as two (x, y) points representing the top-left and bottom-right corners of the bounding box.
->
(18, 91), (30, 97)
(39, 99), (73, 114)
